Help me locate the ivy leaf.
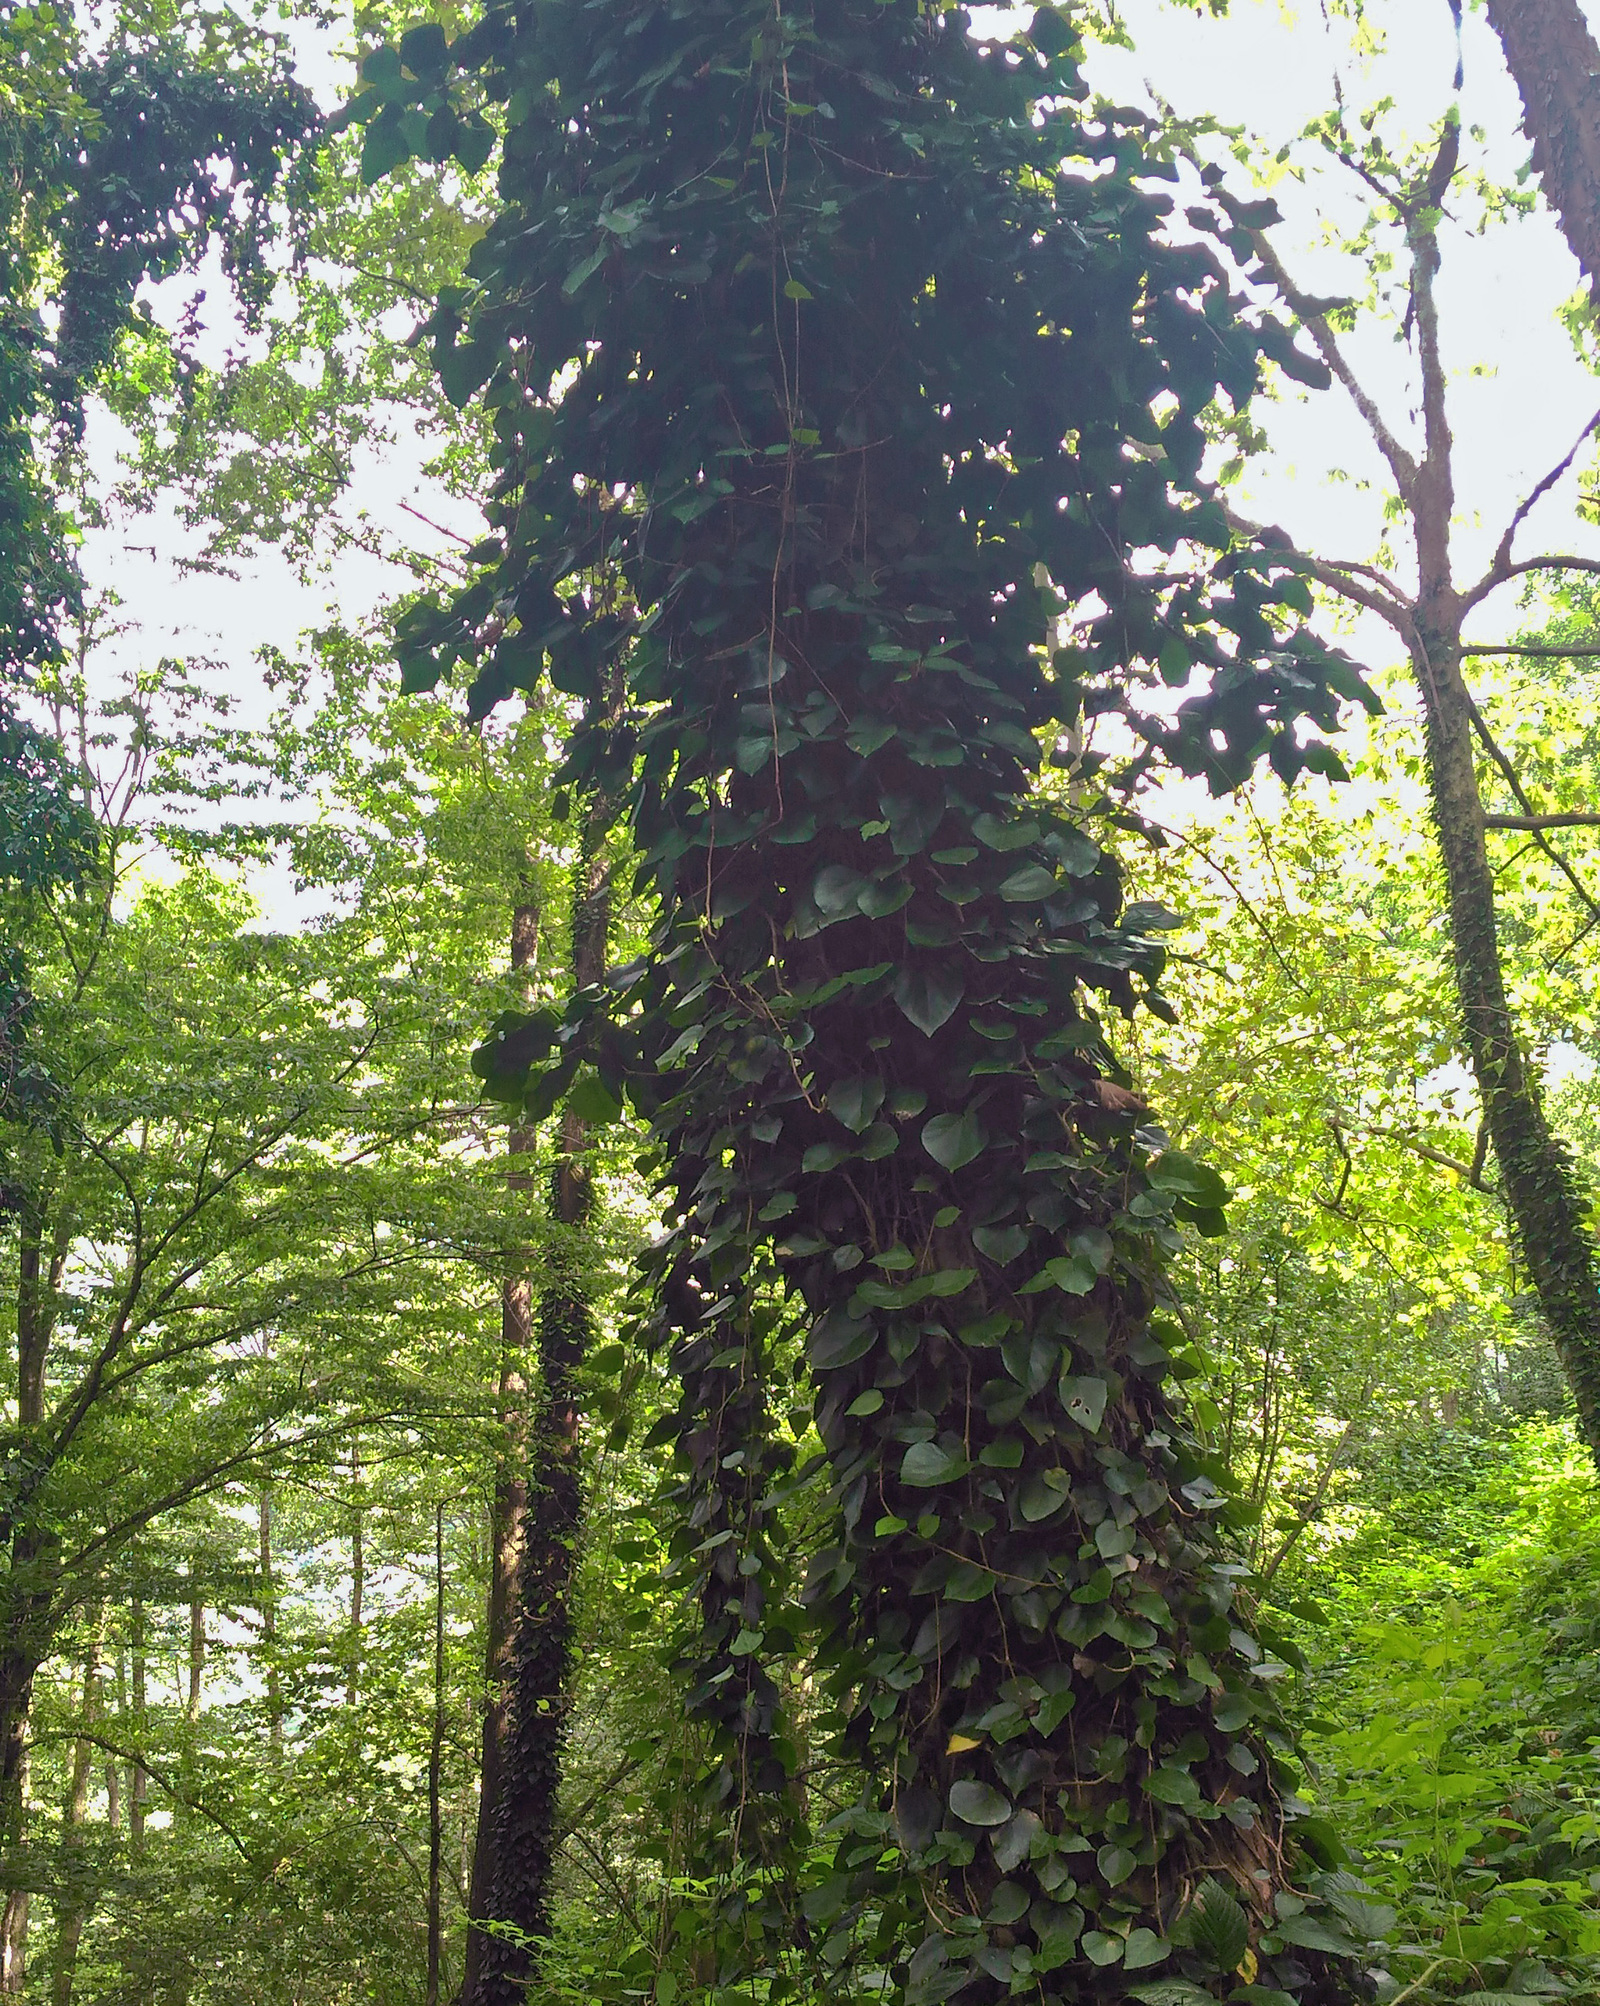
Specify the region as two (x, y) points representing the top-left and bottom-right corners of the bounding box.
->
(948, 1779), (1012, 1827)
(1145, 1767), (1202, 1810)
(1097, 1844), (1137, 1887)
(922, 1110), (986, 1170)
(894, 964), (964, 1035)
(999, 863), (1058, 901)
(973, 1223), (1030, 1263)
(814, 864), (867, 915)
(1083, 1929), (1125, 1965)
(1123, 1931), (1171, 1972)
(901, 1440), (970, 1487)
(991, 1806), (1041, 1872)
(1062, 1375), (1108, 1433)
(828, 1075), (885, 1132)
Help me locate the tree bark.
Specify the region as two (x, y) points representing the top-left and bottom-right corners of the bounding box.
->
(427, 1504), (446, 2006)
(472, 842), (609, 2003)
(461, 900), (538, 2002)
(1484, 0), (1600, 296)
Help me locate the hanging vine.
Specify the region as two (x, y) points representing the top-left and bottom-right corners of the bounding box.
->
(357, 1), (1384, 1999)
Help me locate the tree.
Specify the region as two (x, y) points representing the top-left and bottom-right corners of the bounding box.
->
(1158, 47), (1600, 1462)
(366, 3), (1380, 1999)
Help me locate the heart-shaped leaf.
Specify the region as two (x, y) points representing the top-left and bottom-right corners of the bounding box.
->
(894, 964), (964, 1035)
(922, 1110), (986, 1171)
(900, 1440), (970, 1487)
(828, 1075), (885, 1132)
(948, 1779), (1012, 1827)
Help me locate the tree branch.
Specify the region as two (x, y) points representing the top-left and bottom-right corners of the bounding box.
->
(1484, 811), (1600, 831)
(1462, 554), (1600, 615)
(1225, 204), (1419, 502)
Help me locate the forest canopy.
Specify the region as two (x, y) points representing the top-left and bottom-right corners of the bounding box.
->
(3, 1), (1600, 2004)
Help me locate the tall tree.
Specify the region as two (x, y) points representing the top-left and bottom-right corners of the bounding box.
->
(1193, 61), (1600, 1460)
(370, 3), (1374, 1998)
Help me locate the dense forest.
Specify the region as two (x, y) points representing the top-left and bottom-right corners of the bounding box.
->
(6, 0), (1600, 2001)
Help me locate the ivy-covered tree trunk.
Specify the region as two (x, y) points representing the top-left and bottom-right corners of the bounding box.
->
(1411, 615), (1600, 1451)
(471, 841), (610, 2001)
(461, 899), (539, 2001)
(376, 2), (1372, 1997)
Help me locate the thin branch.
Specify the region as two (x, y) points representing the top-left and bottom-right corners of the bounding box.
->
(1224, 204), (1419, 502)
(1461, 641), (1600, 657)
(1484, 811), (1600, 831)
(1483, 405), (1600, 588)
(1462, 554), (1600, 615)
(1462, 693), (1600, 919)
(31, 1727), (258, 1862)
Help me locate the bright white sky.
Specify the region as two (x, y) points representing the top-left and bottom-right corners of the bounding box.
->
(79, 0), (1600, 841)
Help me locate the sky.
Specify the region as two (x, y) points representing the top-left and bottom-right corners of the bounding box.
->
(75, 0), (1600, 879)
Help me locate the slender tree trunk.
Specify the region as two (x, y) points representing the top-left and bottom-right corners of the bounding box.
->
(347, 1439), (363, 1716)
(186, 1599), (204, 1722)
(427, 1504), (446, 2006)
(129, 1597), (147, 1855)
(1, 1208), (52, 1865)
(258, 1491), (281, 1750)
(0, 1746), (28, 1996)
(50, 1622), (100, 2006)
(461, 899), (538, 2002)
(1413, 616), (1600, 1453)
(1484, 0), (1600, 296)
(475, 841), (610, 2003)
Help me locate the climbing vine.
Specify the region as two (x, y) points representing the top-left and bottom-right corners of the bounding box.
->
(361, 0), (1384, 1998)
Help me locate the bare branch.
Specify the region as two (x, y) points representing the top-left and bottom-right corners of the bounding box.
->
(1462, 554), (1600, 615)
(1482, 406), (1600, 591)
(1232, 218), (1419, 502)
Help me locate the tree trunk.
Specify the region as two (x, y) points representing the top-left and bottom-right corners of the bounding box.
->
(1413, 618), (1600, 1454)
(1, 1207), (55, 1959)
(258, 1491), (281, 1750)
(461, 900), (538, 2001)
(347, 1439), (363, 1716)
(427, 1504), (446, 2006)
(187, 1599), (204, 1722)
(1, 1746), (28, 1996)
(1484, 0), (1600, 296)
(472, 845), (609, 2002)
(129, 1597), (147, 1855)
(50, 1622), (100, 2006)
